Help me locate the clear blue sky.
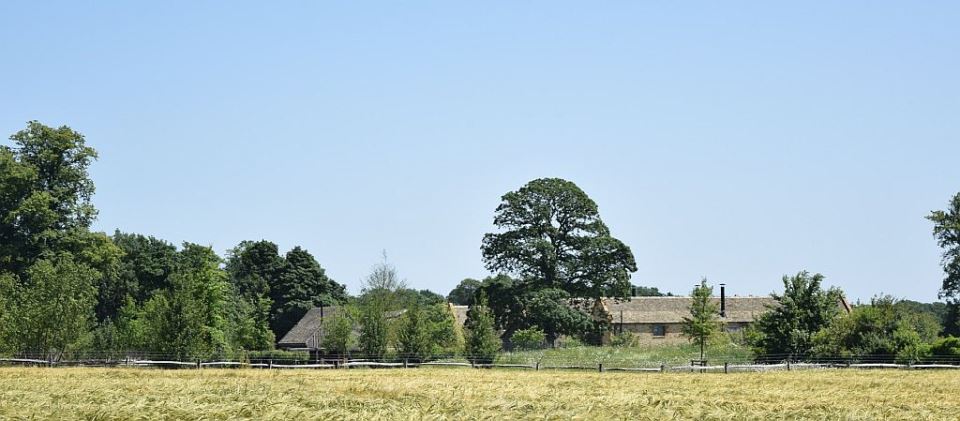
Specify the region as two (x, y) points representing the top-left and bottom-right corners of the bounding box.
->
(2, 2), (958, 302)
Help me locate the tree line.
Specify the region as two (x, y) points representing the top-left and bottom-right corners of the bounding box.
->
(0, 122), (352, 359)
(2, 121), (960, 363)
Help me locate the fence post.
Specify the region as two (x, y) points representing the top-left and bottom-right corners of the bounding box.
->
(660, 364), (665, 373)
(724, 362), (729, 374)
(269, 359), (273, 370)
(598, 363), (603, 373)
(404, 359), (408, 369)
(196, 360), (201, 370)
(787, 361), (791, 371)
(535, 362), (540, 371)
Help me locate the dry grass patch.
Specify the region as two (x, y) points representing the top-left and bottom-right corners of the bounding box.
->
(0, 367), (957, 420)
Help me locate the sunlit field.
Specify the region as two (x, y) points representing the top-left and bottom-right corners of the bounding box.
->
(0, 367), (957, 420)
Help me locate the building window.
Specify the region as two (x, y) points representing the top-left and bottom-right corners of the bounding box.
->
(652, 325), (666, 338)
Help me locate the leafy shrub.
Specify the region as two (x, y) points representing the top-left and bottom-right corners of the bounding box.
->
(511, 328), (546, 350)
(928, 336), (960, 359)
(557, 336), (585, 348)
(611, 332), (639, 348)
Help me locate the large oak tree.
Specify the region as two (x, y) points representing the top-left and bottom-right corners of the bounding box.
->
(481, 178), (637, 300)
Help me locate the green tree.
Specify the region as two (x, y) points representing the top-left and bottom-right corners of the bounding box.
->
(681, 279), (721, 361)
(524, 288), (593, 347)
(13, 254), (99, 358)
(811, 296), (939, 363)
(271, 246), (346, 340)
(358, 305), (388, 360)
(481, 178), (637, 300)
(465, 292), (500, 365)
(928, 192), (960, 336)
(511, 327), (546, 350)
(111, 231), (178, 305)
(323, 308), (356, 358)
(447, 278), (482, 305)
(357, 257), (405, 360)
(748, 271), (844, 359)
(225, 240), (284, 349)
(141, 243), (233, 360)
(396, 303), (432, 362)
(0, 122), (99, 276)
(477, 275), (593, 347)
(428, 303), (465, 356)
(0, 273), (15, 354)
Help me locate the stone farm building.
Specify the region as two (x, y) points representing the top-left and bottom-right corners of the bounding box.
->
(279, 294), (849, 350)
(600, 296), (777, 344)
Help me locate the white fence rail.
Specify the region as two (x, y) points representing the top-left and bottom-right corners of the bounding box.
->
(2, 358), (959, 373)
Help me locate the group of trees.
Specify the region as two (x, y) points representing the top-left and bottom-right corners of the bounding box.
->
(3, 120), (960, 364)
(0, 122), (346, 359)
(739, 272), (957, 363)
(315, 258), (466, 361)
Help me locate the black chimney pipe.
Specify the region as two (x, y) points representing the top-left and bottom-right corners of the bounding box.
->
(719, 283), (726, 318)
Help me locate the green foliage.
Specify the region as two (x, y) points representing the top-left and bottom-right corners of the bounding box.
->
(323, 308), (356, 356)
(447, 278), (481, 305)
(357, 258), (405, 360)
(110, 231), (178, 304)
(140, 244), (235, 360)
(429, 304), (465, 355)
(811, 296), (940, 363)
(524, 289), (593, 346)
(929, 192), (960, 301)
(929, 193), (960, 336)
(476, 274), (524, 336)
(610, 332), (640, 348)
(481, 178), (637, 300)
(0, 122), (99, 276)
(272, 246), (346, 340)
(926, 336), (960, 358)
(12, 254), (99, 357)
(511, 327), (546, 350)
(396, 303), (433, 361)
(358, 305), (389, 360)
(681, 279), (722, 360)
(465, 292), (500, 364)
(631, 285), (673, 297)
(225, 240), (286, 346)
(945, 302), (960, 338)
(0, 273), (15, 354)
(478, 275), (593, 347)
(748, 271), (844, 358)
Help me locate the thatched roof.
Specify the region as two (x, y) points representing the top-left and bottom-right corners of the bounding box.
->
(602, 296), (778, 324)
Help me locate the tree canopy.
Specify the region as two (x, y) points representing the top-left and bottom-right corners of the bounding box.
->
(928, 192), (960, 336)
(481, 178), (637, 300)
(747, 272), (844, 359)
(447, 278), (481, 305)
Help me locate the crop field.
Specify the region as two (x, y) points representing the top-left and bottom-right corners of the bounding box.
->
(1, 367), (958, 420)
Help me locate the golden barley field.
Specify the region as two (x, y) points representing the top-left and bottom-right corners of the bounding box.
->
(0, 367), (957, 420)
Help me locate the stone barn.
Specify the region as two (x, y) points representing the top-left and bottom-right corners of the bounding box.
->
(600, 296), (778, 344)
